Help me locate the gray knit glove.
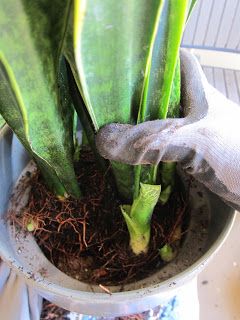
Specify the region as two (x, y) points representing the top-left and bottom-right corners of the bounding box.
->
(96, 49), (240, 211)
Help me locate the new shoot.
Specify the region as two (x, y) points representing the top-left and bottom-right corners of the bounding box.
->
(121, 183), (161, 255)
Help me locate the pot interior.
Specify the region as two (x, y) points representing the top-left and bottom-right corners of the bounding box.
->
(0, 129), (235, 316)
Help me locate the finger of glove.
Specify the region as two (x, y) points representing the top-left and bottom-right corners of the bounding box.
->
(162, 119), (240, 212)
(96, 119), (185, 164)
(180, 49), (210, 121)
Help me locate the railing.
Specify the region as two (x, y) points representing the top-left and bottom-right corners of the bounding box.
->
(182, 0), (240, 104)
(182, 0), (240, 53)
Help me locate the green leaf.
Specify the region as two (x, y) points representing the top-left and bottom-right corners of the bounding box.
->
(121, 205), (150, 255)
(111, 161), (134, 200)
(159, 185), (172, 205)
(159, 58), (180, 203)
(73, 0), (166, 129)
(137, 0), (187, 122)
(159, 244), (175, 262)
(167, 58), (181, 119)
(187, 0), (198, 20)
(0, 115), (5, 129)
(71, 0), (168, 198)
(159, 65), (180, 201)
(67, 63), (108, 172)
(134, 0), (188, 195)
(0, 0), (80, 197)
(131, 183), (161, 224)
(0, 58), (66, 196)
(121, 183), (161, 254)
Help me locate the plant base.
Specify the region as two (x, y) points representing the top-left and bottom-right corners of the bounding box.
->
(9, 149), (188, 286)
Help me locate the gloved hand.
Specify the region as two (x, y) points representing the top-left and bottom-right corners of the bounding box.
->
(0, 260), (42, 320)
(96, 49), (240, 211)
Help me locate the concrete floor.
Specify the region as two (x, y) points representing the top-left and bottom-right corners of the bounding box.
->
(198, 213), (240, 320)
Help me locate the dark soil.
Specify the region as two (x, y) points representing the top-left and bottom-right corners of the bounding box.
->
(10, 149), (188, 286)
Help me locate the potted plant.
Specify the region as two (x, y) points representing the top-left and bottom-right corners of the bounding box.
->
(0, 0), (235, 317)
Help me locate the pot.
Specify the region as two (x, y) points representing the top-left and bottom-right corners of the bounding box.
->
(0, 127), (235, 317)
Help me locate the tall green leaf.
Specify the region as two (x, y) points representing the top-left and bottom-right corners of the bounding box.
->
(158, 58), (180, 204)
(0, 115), (5, 129)
(187, 0), (198, 20)
(73, 0), (165, 129)
(72, 0), (189, 201)
(0, 0), (80, 197)
(134, 0), (188, 197)
(72, 0), (167, 199)
(137, 1), (187, 121)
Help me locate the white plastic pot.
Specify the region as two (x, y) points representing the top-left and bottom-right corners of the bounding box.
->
(0, 126), (235, 317)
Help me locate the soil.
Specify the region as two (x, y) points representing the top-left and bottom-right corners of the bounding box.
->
(9, 148), (188, 286)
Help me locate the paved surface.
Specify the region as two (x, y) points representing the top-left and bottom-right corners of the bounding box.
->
(198, 214), (240, 320)
(198, 62), (240, 320)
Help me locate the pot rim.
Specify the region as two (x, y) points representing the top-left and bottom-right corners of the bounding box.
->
(0, 126), (236, 304)
(1, 210), (235, 300)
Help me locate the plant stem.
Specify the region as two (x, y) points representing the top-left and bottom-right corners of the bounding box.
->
(121, 183), (161, 254)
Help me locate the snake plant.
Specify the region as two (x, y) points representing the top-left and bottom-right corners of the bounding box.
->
(0, 115), (5, 130)
(0, 0), (197, 255)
